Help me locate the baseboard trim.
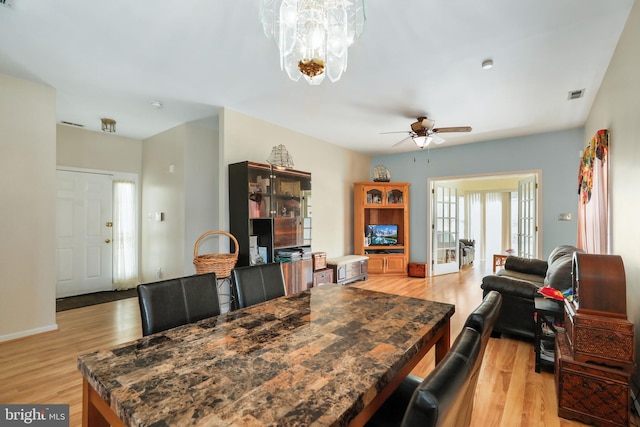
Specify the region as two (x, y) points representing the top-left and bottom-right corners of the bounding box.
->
(0, 323), (58, 343)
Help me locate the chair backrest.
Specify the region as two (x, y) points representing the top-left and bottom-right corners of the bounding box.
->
(231, 262), (286, 309)
(400, 291), (502, 427)
(137, 272), (220, 336)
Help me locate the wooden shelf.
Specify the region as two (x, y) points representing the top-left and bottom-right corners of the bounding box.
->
(354, 182), (410, 275)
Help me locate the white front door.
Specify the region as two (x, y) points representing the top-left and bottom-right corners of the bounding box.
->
(56, 170), (113, 297)
(430, 182), (460, 275)
(517, 176), (537, 258)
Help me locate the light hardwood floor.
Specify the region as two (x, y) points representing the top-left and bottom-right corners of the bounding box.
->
(0, 262), (636, 426)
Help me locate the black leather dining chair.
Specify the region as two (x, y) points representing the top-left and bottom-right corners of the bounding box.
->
(137, 272), (220, 336)
(231, 262), (286, 309)
(365, 290), (502, 427)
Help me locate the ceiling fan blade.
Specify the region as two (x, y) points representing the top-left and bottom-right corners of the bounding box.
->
(379, 131), (410, 135)
(432, 134), (446, 145)
(432, 126), (472, 133)
(392, 136), (412, 147)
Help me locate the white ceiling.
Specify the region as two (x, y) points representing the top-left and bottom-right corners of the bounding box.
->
(0, 0), (634, 156)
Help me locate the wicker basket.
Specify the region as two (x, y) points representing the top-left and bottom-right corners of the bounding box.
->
(193, 230), (239, 278)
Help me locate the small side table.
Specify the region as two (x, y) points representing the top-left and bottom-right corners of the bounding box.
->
(534, 296), (564, 373)
(493, 254), (508, 272)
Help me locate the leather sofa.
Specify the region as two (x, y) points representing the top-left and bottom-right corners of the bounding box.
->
(459, 239), (475, 268)
(480, 245), (582, 339)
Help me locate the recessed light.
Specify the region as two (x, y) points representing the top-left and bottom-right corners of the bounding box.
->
(481, 59), (494, 70)
(150, 100), (163, 109)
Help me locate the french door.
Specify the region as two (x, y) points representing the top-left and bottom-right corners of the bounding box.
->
(430, 182), (460, 275)
(517, 176), (537, 258)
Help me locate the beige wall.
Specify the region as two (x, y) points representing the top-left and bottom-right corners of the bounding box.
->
(584, 0), (640, 385)
(220, 108), (371, 258)
(141, 125), (187, 282)
(57, 125), (142, 173)
(0, 74), (57, 341)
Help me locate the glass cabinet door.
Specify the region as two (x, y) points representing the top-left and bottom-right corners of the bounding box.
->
(386, 189), (404, 205)
(271, 168), (312, 248)
(247, 165), (272, 218)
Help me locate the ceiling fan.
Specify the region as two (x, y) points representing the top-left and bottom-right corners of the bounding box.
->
(381, 117), (472, 149)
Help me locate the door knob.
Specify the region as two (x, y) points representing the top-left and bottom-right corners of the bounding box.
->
(105, 222), (113, 227)
(105, 239), (111, 244)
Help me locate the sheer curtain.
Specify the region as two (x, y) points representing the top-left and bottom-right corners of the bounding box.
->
(113, 180), (138, 289)
(466, 193), (482, 259)
(485, 192), (503, 259)
(465, 192), (506, 262)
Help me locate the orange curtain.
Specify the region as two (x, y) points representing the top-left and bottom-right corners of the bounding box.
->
(577, 129), (609, 254)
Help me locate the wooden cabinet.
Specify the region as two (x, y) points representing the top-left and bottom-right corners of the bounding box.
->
(555, 332), (631, 427)
(367, 253), (406, 274)
(229, 161), (312, 294)
(281, 259), (313, 295)
(354, 182), (410, 276)
(555, 254), (634, 427)
(313, 268), (333, 287)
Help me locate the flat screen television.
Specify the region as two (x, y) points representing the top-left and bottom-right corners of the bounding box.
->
(367, 224), (398, 245)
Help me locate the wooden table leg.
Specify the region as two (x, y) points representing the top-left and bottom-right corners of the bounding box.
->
(435, 320), (450, 365)
(83, 378), (126, 427)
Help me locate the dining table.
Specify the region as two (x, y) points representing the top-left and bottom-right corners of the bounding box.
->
(78, 283), (455, 427)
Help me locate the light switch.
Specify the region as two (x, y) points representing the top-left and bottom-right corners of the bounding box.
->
(154, 212), (164, 221)
(558, 213), (572, 221)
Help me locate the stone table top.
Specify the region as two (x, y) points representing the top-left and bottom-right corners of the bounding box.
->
(78, 284), (455, 427)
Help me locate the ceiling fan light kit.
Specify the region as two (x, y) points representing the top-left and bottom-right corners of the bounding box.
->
(383, 116), (472, 149)
(260, 0), (366, 85)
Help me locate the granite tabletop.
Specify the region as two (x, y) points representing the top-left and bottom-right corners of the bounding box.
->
(78, 284), (455, 427)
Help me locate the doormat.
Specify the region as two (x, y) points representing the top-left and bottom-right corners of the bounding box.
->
(56, 288), (137, 312)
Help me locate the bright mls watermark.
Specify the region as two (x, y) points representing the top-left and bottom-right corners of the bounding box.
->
(0, 405), (69, 426)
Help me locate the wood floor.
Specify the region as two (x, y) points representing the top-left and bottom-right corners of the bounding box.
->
(1, 262), (636, 426)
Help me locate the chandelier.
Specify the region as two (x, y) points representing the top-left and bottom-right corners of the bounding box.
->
(260, 0), (366, 85)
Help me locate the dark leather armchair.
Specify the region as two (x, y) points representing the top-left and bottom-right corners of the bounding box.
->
(366, 291), (502, 427)
(137, 272), (220, 336)
(481, 245), (581, 339)
(231, 262), (286, 309)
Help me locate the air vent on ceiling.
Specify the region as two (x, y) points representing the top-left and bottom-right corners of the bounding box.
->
(60, 121), (85, 128)
(568, 89), (585, 100)
(0, 0), (16, 9)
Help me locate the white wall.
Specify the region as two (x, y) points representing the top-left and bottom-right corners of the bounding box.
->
(0, 74), (57, 341)
(220, 108), (371, 258)
(584, 0), (640, 387)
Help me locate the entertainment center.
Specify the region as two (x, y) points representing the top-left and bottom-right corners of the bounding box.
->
(353, 182), (410, 275)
